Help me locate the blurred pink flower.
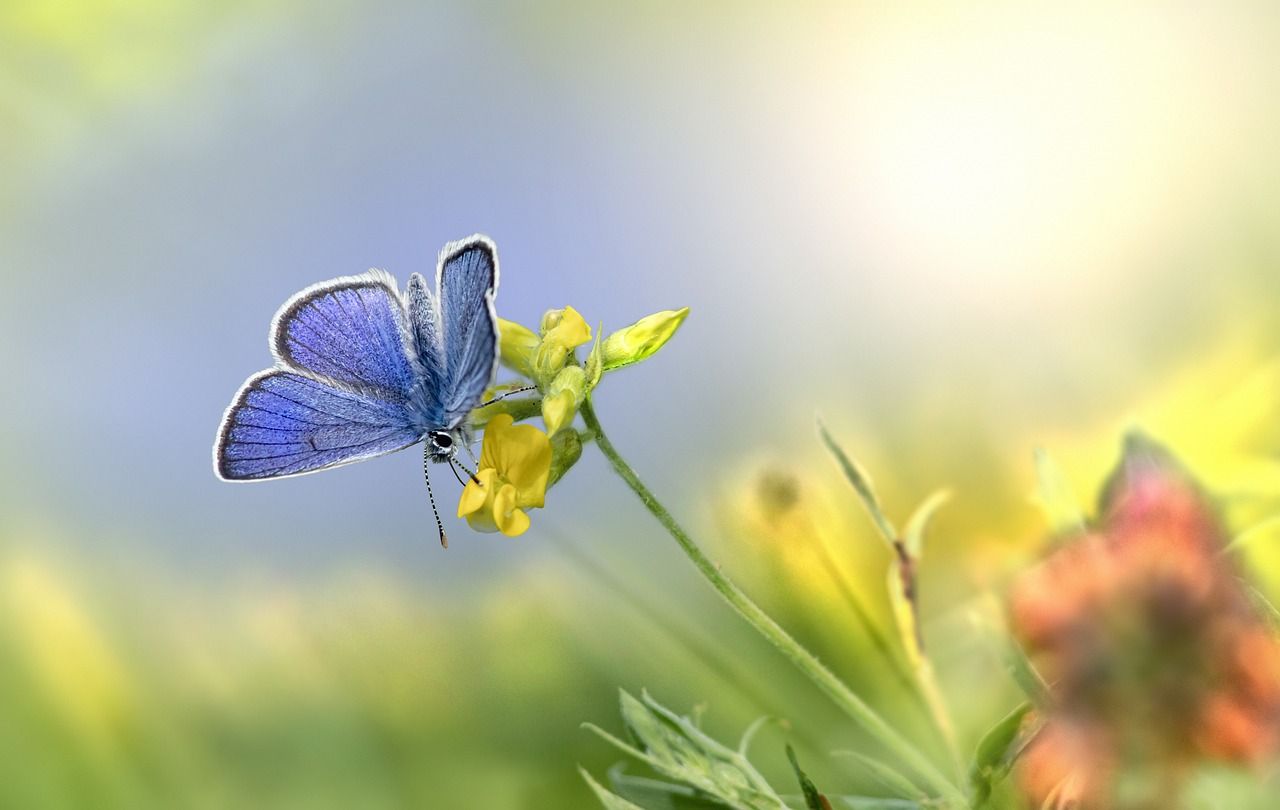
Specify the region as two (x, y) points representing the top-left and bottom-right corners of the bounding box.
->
(1010, 437), (1280, 808)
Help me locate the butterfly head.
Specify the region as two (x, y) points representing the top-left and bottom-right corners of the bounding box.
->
(426, 429), (463, 461)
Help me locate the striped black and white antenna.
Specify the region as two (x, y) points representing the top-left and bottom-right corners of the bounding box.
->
(422, 444), (447, 548)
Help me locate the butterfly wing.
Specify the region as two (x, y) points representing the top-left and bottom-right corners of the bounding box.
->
(405, 272), (447, 425)
(271, 269), (420, 397)
(436, 235), (499, 426)
(215, 269), (429, 481)
(214, 370), (422, 480)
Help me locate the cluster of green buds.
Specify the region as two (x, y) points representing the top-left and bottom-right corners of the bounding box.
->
(460, 304), (688, 536)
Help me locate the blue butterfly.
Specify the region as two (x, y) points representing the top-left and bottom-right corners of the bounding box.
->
(213, 235), (504, 545)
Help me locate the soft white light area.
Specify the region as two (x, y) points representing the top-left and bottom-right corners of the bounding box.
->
(780, 4), (1274, 310)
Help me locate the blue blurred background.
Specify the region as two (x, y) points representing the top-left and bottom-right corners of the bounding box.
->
(3, 2), (1280, 807)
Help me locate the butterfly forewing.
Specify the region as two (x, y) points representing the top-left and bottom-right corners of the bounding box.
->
(271, 270), (419, 397)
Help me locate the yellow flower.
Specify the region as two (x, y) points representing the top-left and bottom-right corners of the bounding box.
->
(535, 306), (592, 382)
(457, 414), (551, 537)
(541, 305), (591, 348)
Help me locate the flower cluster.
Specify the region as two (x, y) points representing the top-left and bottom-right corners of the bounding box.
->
(1009, 435), (1280, 808)
(456, 305), (688, 537)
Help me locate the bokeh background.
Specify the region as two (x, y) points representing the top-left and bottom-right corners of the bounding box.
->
(3, 1), (1280, 807)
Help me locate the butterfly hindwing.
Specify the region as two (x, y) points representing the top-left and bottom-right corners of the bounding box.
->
(436, 236), (499, 426)
(215, 370), (422, 481)
(405, 272), (446, 424)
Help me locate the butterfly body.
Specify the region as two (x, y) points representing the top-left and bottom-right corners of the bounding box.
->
(214, 235), (499, 482)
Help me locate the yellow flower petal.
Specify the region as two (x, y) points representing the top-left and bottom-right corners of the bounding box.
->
(502, 508), (531, 537)
(479, 413), (514, 471)
(492, 484), (531, 537)
(493, 424), (551, 507)
(457, 468), (497, 518)
(464, 508), (500, 534)
(545, 305), (592, 350)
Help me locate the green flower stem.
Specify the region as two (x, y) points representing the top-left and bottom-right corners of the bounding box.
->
(579, 400), (966, 807)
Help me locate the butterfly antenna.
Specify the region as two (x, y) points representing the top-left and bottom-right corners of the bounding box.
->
(453, 457), (481, 485)
(478, 385), (538, 409)
(422, 445), (448, 548)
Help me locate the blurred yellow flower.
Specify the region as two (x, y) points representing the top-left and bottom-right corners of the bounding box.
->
(457, 414), (551, 537)
(2, 556), (132, 749)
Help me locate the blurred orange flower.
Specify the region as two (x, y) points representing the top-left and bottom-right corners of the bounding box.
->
(1009, 436), (1280, 808)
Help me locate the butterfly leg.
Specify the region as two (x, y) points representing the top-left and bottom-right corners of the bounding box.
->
(452, 456), (481, 485)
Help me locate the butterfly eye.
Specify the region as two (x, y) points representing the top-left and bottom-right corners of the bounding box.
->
(430, 432), (453, 450)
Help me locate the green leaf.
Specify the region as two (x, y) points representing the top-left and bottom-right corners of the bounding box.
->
(737, 716), (776, 759)
(1031, 448), (1085, 536)
(1005, 638), (1053, 709)
(607, 764), (730, 810)
(581, 767), (650, 810)
(596, 690), (787, 810)
(584, 722), (658, 767)
(828, 798), (923, 809)
(786, 745), (832, 810)
(967, 702), (1032, 807)
(817, 420), (898, 546)
(586, 322), (606, 389)
(902, 489), (950, 559)
(831, 750), (922, 799)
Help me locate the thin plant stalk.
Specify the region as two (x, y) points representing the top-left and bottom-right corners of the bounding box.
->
(543, 522), (827, 755)
(809, 523), (961, 769)
(809, 530), (920, 696)
(818, 423), (962, 774)
(579, 399), (966, 807)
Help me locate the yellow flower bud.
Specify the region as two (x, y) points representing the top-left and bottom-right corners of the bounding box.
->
(540, 306), (591, 348)
(600, 307), (689, 371)
(497, 318), (539, 378)
(541, 366), (586, 434)
(541, 390), (576, 436)
(534, 306), (592, 383)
